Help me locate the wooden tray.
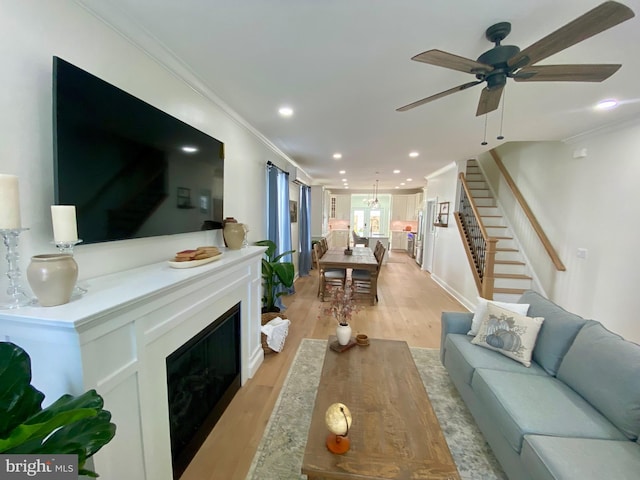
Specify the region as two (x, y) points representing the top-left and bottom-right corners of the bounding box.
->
(168, 252), (223, 269)
(329, 338), (357, 353)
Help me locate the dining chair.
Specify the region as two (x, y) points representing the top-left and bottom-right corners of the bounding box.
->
(313, 243), (346, 298)
(351, 245), (385, 302)
(352, 229), (369, 247)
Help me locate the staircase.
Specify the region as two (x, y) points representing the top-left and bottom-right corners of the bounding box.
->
(464, 160), (533, 302)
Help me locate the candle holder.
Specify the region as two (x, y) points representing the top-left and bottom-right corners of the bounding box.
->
(0, 228), (34, 309)
(54, 239), (87, 295)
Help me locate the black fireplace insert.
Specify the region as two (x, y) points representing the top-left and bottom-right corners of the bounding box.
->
(166, 302), (241, 478)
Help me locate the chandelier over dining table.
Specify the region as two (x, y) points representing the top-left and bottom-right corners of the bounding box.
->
(364, 178), (380, 208)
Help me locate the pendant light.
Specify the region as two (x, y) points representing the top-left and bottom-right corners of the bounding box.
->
(371, 177), (380, 209)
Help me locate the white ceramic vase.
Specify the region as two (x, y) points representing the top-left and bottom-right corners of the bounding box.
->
(336, 323), (352, 346)
(27, 254), (78, 307)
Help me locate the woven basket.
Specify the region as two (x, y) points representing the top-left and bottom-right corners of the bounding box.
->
(261, 312), (289, 354)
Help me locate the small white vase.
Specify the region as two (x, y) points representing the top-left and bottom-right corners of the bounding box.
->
(336, 323), (352, 346)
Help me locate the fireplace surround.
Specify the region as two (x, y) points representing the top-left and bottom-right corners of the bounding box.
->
(0, 247), (265, 480)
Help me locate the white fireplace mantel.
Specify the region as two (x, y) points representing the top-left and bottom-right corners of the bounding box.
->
(0, 246), (266, 480)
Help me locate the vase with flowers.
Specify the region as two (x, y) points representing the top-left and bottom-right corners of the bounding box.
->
(319, 286), (362, 345)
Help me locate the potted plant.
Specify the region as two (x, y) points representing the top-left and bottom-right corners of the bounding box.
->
(255, 239), (295, 313)
(319, 286), (363, 345)
(0, 342), (116, 478)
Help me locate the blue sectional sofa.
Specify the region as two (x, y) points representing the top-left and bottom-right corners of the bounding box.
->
(440, 290), (640, 480)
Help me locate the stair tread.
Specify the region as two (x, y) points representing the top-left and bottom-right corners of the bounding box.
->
(496, 248), (519, 252)
(494, 287), (527, 294)
(480, 215), (502, 218)
(494, 273), (532, 280)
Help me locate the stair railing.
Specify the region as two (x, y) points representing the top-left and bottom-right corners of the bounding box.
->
(489, 149), (566, 271)
(456, 172), (499, 300)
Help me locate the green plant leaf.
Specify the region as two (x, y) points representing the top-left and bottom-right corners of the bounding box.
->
(273, 262), (295, 287)
(255, 239), (276, 259)
(0, 343), (45, 437)
(0, 408), (98, 452)
(0, 343), (116, 478)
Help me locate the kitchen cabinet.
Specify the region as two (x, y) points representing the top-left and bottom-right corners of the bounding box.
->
(329, 195), (351, 220)
(405, 195), (416, 220)
(329, 229), (349, 248)
(391, 195), (408, 221)
(391, 231), (408, 251)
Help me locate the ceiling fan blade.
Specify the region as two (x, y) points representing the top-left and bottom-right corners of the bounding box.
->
(412, 49), (493, 75)
(476, 86), (504, 117)
(508, 1), (635, 70)
(396, 80), (483, 112)
(513, 64), (621, 82)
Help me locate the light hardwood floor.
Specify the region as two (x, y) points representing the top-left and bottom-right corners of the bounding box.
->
(180, 251), (467, 480)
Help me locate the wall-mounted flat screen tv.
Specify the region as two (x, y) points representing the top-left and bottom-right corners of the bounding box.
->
(53, 56), (224, 244)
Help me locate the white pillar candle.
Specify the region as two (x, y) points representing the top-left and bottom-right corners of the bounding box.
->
(0, 174), (22, 230)
(51, 205), (78, 243)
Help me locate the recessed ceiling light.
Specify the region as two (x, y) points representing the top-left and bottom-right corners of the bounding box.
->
(181, 146), (198, 153)
(394, 186), (400, 189)
(400, 182), (406, 186)
(278, 106), (294, 117)
(333, 153), (342, 159)
(406, 178), (413, 182)
(393, 169), (400, 174)
(595, 99), (618, 110)
(339, 170), (346, 174)
(409, 152), (419, 158)
(342, 178), (347, 182)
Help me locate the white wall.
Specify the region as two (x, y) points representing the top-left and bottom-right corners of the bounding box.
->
(0, 0), (293, 300)
(429, 120), (640, 343)
(424, 163), (477, 311)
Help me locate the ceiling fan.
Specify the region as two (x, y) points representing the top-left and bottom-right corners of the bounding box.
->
(397, 1), (635, 117)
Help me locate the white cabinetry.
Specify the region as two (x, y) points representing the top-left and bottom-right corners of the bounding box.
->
(329, 195), (351, 220)
(329, 230), (349, 248)
(392, 193), (424, 221)
(391, 231), (408, 251)
(391, 195), (408, 221)
(405, 195), (416, 220)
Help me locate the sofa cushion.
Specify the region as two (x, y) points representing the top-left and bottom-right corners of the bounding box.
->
(444, 334), (547, 387)
(471, 303), (544, 367)
(468, 296), (530, 336)
(557, 320), (640, 441)
(521, 435), (640, 480)
(519, 290), (587, 376)
(472, 368), (627, 453)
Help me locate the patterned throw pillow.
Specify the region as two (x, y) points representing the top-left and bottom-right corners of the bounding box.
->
(471, 303), (544, 367)
(467, 297), (530, 336)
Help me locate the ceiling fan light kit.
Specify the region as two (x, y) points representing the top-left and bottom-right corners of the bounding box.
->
(397, 1), (635, 117)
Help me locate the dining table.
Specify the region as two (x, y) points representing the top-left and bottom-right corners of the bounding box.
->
(318, 246), (379, 305)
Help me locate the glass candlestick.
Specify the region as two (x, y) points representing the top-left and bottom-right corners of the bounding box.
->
(55, 239), (87, 295)
(0, 228), (33, 309)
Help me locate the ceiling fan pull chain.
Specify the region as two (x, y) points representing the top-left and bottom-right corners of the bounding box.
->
(481, 114), (488, 146)
(497, 87), (506, 140)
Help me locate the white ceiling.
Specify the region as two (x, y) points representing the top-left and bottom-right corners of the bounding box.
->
(81, 0), (640, 191)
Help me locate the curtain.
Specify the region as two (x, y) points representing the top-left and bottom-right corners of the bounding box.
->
(298, 184), (311, 276)
(266, 163), (295, 309)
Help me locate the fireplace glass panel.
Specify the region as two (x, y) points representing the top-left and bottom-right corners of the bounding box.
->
(166, 302), (241, 478)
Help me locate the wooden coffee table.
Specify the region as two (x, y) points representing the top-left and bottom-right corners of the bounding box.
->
(301, 337), (460, 480)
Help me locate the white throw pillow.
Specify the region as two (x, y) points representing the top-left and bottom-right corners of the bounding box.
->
(471, 303), (544, 367)
(468, 297), (530, 336)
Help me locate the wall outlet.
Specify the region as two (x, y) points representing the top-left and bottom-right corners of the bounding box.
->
(577, 248), (588, 259)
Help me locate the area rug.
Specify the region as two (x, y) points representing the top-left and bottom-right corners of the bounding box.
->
(246, 338), (506, 480)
